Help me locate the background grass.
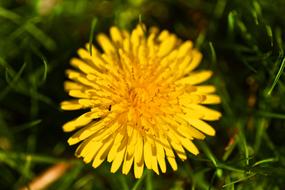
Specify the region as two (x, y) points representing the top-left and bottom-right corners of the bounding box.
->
(0, 0), (285, 189)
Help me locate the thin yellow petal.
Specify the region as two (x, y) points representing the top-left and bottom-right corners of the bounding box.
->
(196, 85), (216, 94)
(157, 30), (170, 41)
(155, 141), (166, 173)
(143, 137), (152, 169)
(70, 58), (98, 75)
(158, 35), (177, 57)
(134, 133), (143, 165)
(188, 104), (222, 121)
(63, 112), (96, 133)
(110, 144), (126, 173)
(77, 139), (102, 162)
(97, 34), (115, 54)
(177, 41), (193, 58)
(60, 100), (83, 111)
(175, 118), (206, 140)
(64, 81), (84, 91)
(176, 70), (213, 85)
(122, 155), (134, 175)
(110, 26), (123, 45)
(67, 117), (112, 145)
(92, 138), (113, 168)
(202, 95), (221, 104)
(134, 159), (144, 179)
(107, 130), (125, 162)
(188, 119), (216, 136)
(180, 138), (199, 155)
(84, 43), (99, 55)
(179, 94), (206, 104)
(170, 141), (187, 161)
(184, 50), (203, 73)
(159, 132), (177, 171)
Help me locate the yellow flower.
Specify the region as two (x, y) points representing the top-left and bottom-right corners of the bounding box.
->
(61, 23), (221, 178)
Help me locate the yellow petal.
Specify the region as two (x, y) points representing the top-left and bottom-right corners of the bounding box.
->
(175, 118), (205, 140)
(110, 26), (123, 45)
(78, 99), (100, 107)
(147, 32), (157, 57)
(122, 155), (134, 175)
(134, 159), (144, 179)
(107, 130), (125, 162)
(97, 34), (115, 54)
(60, 100), (82, 111)
(110, 143), (126, 173)
(67, 117), (112, 145)
(69, 90), (89, 99)
(126, 128), (137, 159)
(77, 139), (102, 161)
(176, 70), (212, 85)
(63, 112), (96, 133)
(159, 132), (177, 171)
(65, 70), (98, 88)
(158, 35), (177, 57)
(143, 137), (152, 169)
(155, 140), (166, 173)
(188, 104), (222, 121)
(133, 133), (144, 177)
(170, 140), (187, 161)
(167, 156), (177, 171)
(177, 41), (193, 58)
(188, 119), (216, 136)
(196, 85), (216, 94)
(70, 58), (98, 75)
(92, 137), (113, 168)
(179, 107), (204, 120)
(180, 138), (199, 155)
(130, 24), (145, 55)
(179, 94), (206, 104)
(184, 50), (203, 73)
(157, 30), (170, 41)
(134, 133), (143, 164)
(64, 81), (84, 91)
(202, 95), (221, 104)
(84, 43), (99, 55)
(122, 37), (131, 54)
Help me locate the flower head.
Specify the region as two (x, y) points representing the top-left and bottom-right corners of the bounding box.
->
(61, 23), (221, 178)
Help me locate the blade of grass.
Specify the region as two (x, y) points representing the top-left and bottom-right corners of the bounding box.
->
(0, 150), (71, 164)
(0, 62), (27, 100)
(88, 17), (98, 56)
(146, 170), (153, 190)
(266, 56), (285, 96)
(131, 171), (147, 190)
(119, 175), (129, 190)
(214, 0), (227, 18)
(252, 157), (278, 167)
(0, 7), (56, 50)
(254, 118), (268, 152)
(12, 119), (42, 133)
(236, 121), (250, 166)
(209, 42), (217, 65)
(198, 141), (217, 168)
(256, 111), (285, 119)
(222, 173), (256, 188)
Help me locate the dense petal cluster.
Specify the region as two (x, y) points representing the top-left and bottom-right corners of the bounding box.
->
(61, 24), (221, 178)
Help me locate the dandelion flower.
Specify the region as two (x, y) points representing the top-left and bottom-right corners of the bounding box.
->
(61, 23), (221, 178)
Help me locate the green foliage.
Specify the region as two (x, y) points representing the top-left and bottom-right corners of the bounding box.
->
(0, 0), (285, 189)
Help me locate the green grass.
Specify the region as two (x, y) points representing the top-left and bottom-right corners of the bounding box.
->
(1, 0), (285, 189)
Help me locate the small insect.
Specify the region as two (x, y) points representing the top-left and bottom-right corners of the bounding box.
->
(108, 105), (112, 111)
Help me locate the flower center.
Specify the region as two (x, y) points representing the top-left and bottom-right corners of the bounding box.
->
(128, 86), (154, 109)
